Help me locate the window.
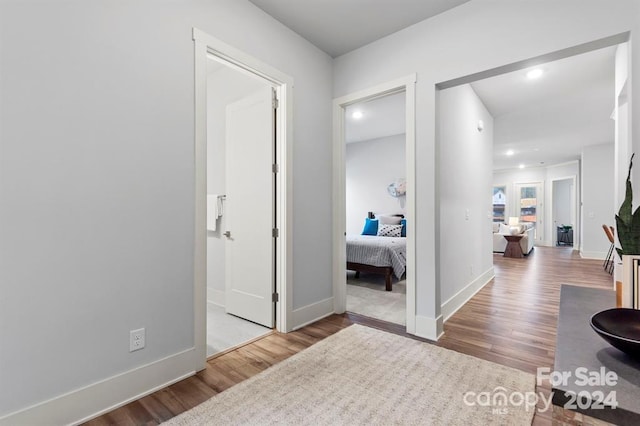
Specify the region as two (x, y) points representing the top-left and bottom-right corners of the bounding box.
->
(492, 186), (506, 223)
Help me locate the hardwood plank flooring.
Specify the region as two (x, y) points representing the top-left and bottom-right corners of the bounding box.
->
(87, 247), (612, 425)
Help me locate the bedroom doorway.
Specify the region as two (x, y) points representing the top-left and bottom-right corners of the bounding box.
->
(332, 75), (417, 334)
(344, 93), (407, 325)
(193, 29), (294, 367)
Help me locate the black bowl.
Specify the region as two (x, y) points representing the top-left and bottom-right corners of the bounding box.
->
(590, 308), (640, 358)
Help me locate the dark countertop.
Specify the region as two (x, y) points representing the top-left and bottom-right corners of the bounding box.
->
(554, 285), (640, 425)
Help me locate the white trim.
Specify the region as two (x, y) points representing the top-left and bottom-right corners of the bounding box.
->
(332, 74), (418, 334)
(580, 251), (608, 260)
(0, 349), (195, 426)
(193, 28), (295, 377)
(441, 267), (494, 321)
(415, 314), (444, 341)
(207, 290), (225, 308)
(496, 159), (580, 173)
(291, 297), (335, 330)
(547, 160), (580, 169)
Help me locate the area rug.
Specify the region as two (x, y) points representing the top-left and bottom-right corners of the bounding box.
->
(164, 325), (536, 426)
(347, 272), (406, 325)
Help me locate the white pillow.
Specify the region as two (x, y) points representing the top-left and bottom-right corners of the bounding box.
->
(377, 224), (403, 237)
(499, 223), (510, 235)
(378, 215), (402, 225)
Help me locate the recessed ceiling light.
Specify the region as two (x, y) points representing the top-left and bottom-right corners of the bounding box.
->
(352, 111), (363, 119)
(519, 164), (525, 169)
(506, 150), (514, 156)
(526, 69), (544, 80)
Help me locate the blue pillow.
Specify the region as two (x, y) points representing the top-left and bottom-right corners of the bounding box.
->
(362, 218), (379, 235)
(401, 219), (407, 237)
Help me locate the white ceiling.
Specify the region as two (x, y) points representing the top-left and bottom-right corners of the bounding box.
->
(342, 46), (616, 168)
(248, 0), (470, 57)
(239, 2), (617, 171)
(471, 46), (616, 170)
(345, 92), (405, 143)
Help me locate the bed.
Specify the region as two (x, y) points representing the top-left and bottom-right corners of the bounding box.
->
(346, 234), (406, 291)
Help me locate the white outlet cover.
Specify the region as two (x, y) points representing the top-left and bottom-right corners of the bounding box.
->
(129, 328), (145, 352)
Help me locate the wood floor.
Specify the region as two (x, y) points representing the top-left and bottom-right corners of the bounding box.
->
(87, 247), (612, 425)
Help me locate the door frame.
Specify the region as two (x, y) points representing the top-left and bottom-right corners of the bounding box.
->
(332, 74), (417, 334)
(193, 28), (294, 369)
(550, 175), (578, 249)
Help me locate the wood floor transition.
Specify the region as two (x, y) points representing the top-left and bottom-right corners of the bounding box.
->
(86, 247), (612, 425)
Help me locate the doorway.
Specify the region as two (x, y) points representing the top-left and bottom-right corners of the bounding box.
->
(193, 29), (294, 368)
(551, 177), (577, 247)
(204, 59), (274, 357)
(332, 75), (417, 334)
(343, 92), (407, 325)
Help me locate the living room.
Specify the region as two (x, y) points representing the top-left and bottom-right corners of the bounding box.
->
(479, 45), (618, 261)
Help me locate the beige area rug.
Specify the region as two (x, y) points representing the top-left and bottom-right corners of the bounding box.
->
(164, 325), (535, 426)
(347, 271), (406, 325)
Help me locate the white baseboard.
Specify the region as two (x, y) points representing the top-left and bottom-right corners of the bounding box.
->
(441, 267), (494, 322)
(580, 250), (608, 260)
(414, 314), (443, 341)
(291, 297), (334, 330)
(207, 288), (225, 307)
(0, 349), (196, 426)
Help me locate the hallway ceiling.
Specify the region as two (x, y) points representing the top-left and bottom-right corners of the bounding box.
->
(248, 0), (470, 57)
(471, 45), (617, 171)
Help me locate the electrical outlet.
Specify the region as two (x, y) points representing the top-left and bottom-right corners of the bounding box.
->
(465, 209), (470, 220)
(130, 328), (145, 352)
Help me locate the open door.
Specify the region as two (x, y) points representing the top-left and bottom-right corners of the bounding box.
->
(224, 86), (275, 328)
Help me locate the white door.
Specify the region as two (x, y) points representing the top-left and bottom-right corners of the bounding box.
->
(515, 182), (544, 243)
(224, 87), (275, 327)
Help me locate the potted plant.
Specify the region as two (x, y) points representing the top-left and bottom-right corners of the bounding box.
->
(616, 153), (639, 308)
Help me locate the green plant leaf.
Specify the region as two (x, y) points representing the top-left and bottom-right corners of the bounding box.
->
(619, 156), (634, 224)
(616, 214), (631, 255)
(616, 154), (636, 255)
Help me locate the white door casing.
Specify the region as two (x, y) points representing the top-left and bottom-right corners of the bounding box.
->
(332, 75), (418, 336)
(194, 28), (294, 372)
(224, 87), (275, 328)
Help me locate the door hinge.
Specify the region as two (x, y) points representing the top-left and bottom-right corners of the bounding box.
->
(272, 163), (279, 173)
(273, 228), (279, 238)
(272, 89), (279, 109)
(272, 292), (279, 302)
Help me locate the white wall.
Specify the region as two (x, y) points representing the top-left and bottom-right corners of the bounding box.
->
(493, 161), (580, 247)
(613, 43), (631, 283)
(206, 66), (266, 306)
(345, 134), (406, 235)
(0, 0), (332, 422)
(553, 179), (574, 245)
(334, 0), (640, 339)
(438, 84), (494, 313)
(581, 144), (615, 259)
